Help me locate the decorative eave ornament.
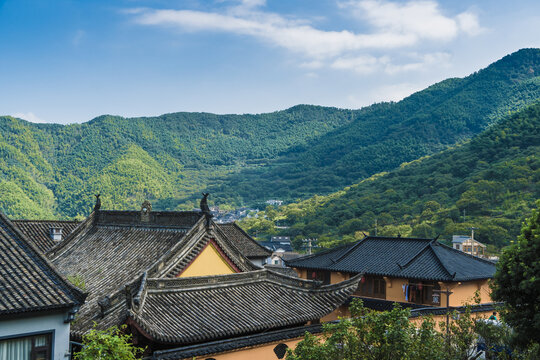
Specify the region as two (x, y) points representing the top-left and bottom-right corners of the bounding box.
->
(200, 193), (213, 228)
(94, 193), (101, 212)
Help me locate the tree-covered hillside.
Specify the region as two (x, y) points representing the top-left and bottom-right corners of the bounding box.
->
(211, 48), (540, 204)
(0, 106), (354, 218)
(251, 101), (540, 250)
(0, 48), (539, 219)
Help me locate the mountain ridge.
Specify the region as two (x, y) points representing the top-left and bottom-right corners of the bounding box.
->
(0, 48), (539, 219)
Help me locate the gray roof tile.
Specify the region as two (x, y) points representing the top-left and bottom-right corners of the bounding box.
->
(287, 236), (496, 282)
(0, 211), (86, 316)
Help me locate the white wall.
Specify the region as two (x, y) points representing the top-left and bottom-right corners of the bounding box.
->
(0, 311), (71, 360)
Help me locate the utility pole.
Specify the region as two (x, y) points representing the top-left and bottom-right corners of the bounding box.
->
(469, 227), (478, 256)
(434, 287), (453, 347)
(374, 219), (378, 236)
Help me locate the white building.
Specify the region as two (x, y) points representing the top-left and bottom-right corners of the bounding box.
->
(0, 212), (86, 359)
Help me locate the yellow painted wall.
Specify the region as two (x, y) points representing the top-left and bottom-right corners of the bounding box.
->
(179, 242), (236, 278)
(444, 280), (492, 306)
(182, 338), (304, 360)
(330, 272), (349, 283)
(409, 309), (495, 331)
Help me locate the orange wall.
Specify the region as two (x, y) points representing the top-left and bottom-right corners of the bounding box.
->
(180, 338), (305, 360)
(409, 309), (495, 331)
(295, 268), (492, 307)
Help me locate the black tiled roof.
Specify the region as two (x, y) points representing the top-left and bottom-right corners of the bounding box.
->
(48, 209), (259, 337)
(127, 269), (360, 345)
(152, 322), (326, 360)
(287, 236), (496, 282)
(12, 219), (80, 253)
(0, 211), (86, 316)
(217, 223), (271, 258)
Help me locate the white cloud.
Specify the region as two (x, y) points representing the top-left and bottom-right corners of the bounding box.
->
(12, 112), (47, 123)
(127, 0), (483, 74)
(342, 1), (484, 39)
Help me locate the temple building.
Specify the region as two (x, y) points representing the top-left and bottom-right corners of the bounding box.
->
(286, 235), (497, 321)
(43, 197), (359, 358)
(0, 211), (86, 359)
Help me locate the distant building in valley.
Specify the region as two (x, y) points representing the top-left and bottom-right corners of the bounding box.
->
(452, 235), (487, 257)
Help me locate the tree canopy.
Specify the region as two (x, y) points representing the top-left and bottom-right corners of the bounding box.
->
(492, 201), (540, 346)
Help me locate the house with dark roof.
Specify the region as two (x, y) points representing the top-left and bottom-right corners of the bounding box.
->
(12, 219), (81, 253)
(0, 211), (86, 360)
(287, 235), (497, 318)
(45, 197), (358, 358)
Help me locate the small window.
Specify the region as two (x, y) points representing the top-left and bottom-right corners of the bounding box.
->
(274, 343), (289, 359)
(0, 333), (52, 360)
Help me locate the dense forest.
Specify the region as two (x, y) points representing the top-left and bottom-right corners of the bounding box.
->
(242, 101), (540, 250)
(211, 48), (540, 204)
(0, 48), (539, 220)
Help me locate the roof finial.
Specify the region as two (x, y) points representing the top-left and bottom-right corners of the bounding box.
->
(200, 193), (210, 214)
(94, 194), (101, 212)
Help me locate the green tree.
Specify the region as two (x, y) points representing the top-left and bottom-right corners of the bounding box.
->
(74, 325), (144, 360)
(287, 299), (445, 360)
(492, 200), (540, 346)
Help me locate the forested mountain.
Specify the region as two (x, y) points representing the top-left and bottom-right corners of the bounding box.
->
(0, 106), (354, 218)
(211, 48), (540, 203)
(0, 48), (539, 219)
(252, 101), (540, 250)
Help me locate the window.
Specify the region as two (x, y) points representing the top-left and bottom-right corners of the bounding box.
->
(355, 276), (386, 299)
(406, 282), (441, 305)
(0, 333), (52, 360)
(273, 343), (289, 359)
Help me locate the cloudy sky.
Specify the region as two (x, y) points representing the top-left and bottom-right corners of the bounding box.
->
(1, 0), (539, 124)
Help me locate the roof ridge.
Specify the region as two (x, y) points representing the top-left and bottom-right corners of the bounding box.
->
(47, 211), (96, 259)
(228, 222), (272, 254)
(427, 242), (454, 280)
(434, 241), (498, 265)
(12, 219), (80, 223)
(332, 237), (369, 263)
(399, 240), (434, 269)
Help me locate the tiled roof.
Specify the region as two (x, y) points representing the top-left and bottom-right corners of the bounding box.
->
(217, 223), (271, 258)
(0, 211), (86, 316)
(12, 219), (80, 253)
(152, 322), (326, 360)
(127, 269), (360, 345)
(48, 209), (259, 336)
(287, 236), (496, 282)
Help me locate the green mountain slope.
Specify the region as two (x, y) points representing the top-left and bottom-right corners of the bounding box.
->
(0, 49), (538, 219)
(0, 106), (355, 217)
(266, 101), (540, 249)
(211, 48), (540, 203)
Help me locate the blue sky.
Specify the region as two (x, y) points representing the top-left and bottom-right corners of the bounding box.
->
(1, 0), (539, 124)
